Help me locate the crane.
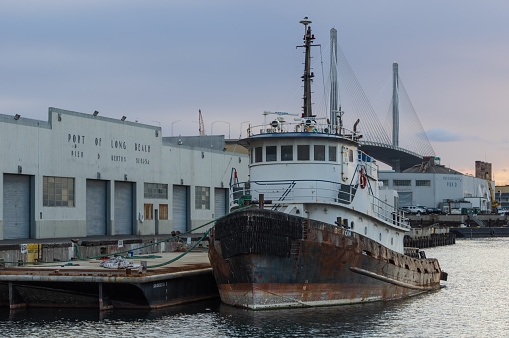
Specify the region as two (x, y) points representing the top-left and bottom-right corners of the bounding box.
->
(486, 172), (500, 209)
(198, 109), (205, 136)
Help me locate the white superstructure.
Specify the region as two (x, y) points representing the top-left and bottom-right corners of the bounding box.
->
(231, 116), (410, 254)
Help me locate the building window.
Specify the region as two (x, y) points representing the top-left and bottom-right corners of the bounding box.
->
(329, 146), (337, 162)
(144, 203), (153, 220)
(297, 145), (310, 160)
(43, 176), (75, 207)
(314, 145), (325, 161)
(144, 183), (168, 199)
(416, 180), (431, 187)
(393, 180), (411, 187)
(266, 146), (277, 162)
(195, 186), (210, 210)
(255, 147), (263, 163)
(159, 204), (168, 220)
(281, 145), (293, 161)
(380, 180), (389, 187)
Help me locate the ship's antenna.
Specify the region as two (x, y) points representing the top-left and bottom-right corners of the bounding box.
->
(297, 17), (319, 118)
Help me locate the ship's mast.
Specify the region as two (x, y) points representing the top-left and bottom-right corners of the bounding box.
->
(298, 17), (318, 118)
(330, 28), (338, 127)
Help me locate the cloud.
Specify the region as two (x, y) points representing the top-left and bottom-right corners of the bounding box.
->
(425, 128), (463, 142)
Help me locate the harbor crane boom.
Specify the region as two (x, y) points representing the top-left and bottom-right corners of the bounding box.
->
(199, 109), (205, 136)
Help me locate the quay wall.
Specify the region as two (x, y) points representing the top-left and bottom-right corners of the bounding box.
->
(407, 214), (508, 228)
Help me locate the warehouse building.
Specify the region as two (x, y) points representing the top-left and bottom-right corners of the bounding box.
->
(379, 158), (492, 213)
(0, 108), (248, 240)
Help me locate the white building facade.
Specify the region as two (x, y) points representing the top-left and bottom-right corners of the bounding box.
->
(379, 171), (492, 212)
(0, 108), (248, 240)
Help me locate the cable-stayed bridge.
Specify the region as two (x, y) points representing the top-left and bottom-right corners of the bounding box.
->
(315, 28), (435, 172)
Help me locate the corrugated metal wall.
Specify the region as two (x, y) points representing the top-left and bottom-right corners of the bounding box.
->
(86, 179), (107, 236)
(172, 185), (188, 233)
(214, 188), (228, 218)
(3, 174), (30, 239)
(114, 181), (133, 235)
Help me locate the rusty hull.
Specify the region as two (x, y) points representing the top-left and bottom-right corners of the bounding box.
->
(208, 209), (444, 310)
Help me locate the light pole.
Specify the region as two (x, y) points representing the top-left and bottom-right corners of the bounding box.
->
(211, 121), (230, 139)
(171, 120), (181, 137)
(240, 121), (250, 138)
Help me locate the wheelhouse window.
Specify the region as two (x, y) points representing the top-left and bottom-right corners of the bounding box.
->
(329, 146), (337, 161)
(281, 145), (293, 161)
(314, 145), (325, 161)
(255, 147), (263, 163)
(43, 176), (75, 207)
(297, 145), (310, 160)
(266, 146), (277, 162)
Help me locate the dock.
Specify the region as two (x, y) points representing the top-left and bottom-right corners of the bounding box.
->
(0, 235), (218, 310)
(404, 226), (455, 248)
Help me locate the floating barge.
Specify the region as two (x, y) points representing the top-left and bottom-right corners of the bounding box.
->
(0, 251), (217, 310)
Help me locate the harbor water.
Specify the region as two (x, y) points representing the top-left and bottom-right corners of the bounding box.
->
(1, 238), (509, 337)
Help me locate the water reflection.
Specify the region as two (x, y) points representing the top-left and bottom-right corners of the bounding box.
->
(1, 239), (509, 337)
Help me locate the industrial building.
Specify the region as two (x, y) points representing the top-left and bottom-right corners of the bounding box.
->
(0, 108), (248, 240)
(379, 158), (493, 213)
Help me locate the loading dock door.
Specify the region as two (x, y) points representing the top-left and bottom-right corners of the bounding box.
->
(214, 188), (228, 219)
(398, 191), (413, 208)
(172, 185), (188, 233)
(114, 181), (133, 235)
(86, 180), (107, 236)
(3, 174), (30, 239)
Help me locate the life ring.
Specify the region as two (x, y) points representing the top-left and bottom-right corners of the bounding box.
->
(360, 168), (367, 189)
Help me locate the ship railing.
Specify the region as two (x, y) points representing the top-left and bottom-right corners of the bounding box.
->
(357, 151), (377, 179)
(369, 194), (410, 229)
(229, 179), (357, 209)
(247, 121), (361, 141)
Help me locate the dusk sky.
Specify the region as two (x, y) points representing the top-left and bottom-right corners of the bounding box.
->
(2, 1), (509, 183)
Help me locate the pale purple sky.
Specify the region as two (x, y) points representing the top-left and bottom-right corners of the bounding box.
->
(2, 1), (509, 182)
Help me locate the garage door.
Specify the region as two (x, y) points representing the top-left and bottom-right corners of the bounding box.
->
(3, 174), (30, 239)
(214, 188), (228, 219)
(114, 181), (133, 235)
(86, 180), (107, 236)
(172, 185), (188, 233)
(398, 191), (413, 208)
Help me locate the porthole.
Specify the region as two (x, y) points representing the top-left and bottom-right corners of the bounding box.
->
(391, 237), (394, 245)
(379, 233), (382, 241)
(364, 227), (367, 235)
(351, 221), (354, 229)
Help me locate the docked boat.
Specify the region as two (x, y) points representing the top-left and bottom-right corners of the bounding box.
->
(208, 18), (447, 310)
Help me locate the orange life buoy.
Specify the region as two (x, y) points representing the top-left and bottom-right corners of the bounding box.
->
(360, 168), (367, 189)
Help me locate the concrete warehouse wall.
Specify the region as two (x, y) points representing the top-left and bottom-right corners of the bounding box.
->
(0, 108), (249, 240)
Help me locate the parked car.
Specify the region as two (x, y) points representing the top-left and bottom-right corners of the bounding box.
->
(416, 205), (428, 213)
(400, 205), (427, 214)
(426, 207), (445, 215)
